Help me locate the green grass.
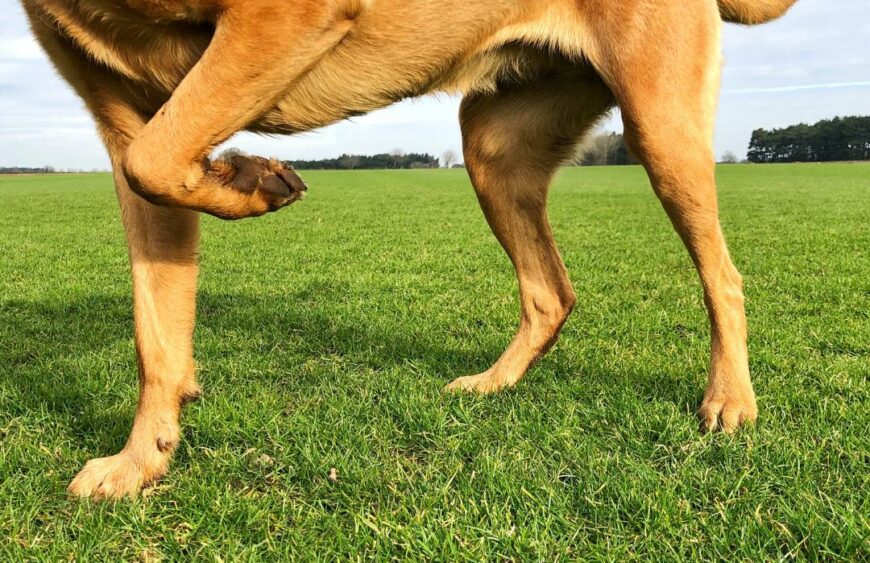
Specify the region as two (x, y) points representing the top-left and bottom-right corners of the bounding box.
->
(1, 163), (868, 560)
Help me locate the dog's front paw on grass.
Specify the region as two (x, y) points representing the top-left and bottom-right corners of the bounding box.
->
(445, 371), (516, 394)
(68, 451), (166, 500)
(207, 155), (307, 219)
(699, 389), (758, 434)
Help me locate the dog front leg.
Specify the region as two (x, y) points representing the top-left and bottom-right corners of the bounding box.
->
(67, 106), (201, 500)
(118, 1), (360, 219)
(68, 162), (201, 499)
(24, 1), (203, 499)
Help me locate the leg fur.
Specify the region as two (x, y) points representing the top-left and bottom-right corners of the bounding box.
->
(24, 10), (202, 498)
(69, 150), (202, 498)
(118, 1), (356, 219)
(592, 2), (757, 432)
(446, 70), (614, 393)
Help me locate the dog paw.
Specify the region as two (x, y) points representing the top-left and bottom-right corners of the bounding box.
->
(68, 451), (166, 500)
(445, 371), (514, 394)
(211, 155), (307, 218)
(699, 389), (758, 434)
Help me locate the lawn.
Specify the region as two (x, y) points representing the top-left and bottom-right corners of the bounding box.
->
(1, 164), (868, 560)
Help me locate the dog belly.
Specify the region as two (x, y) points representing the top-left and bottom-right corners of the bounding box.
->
(26, 0), (589, 133)
(250, 0), (590, 134)
(250, 2), (518, 134)
(252, 44), (573, 135)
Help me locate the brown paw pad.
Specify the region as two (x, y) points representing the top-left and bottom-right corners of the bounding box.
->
(228, 155), (307, 210)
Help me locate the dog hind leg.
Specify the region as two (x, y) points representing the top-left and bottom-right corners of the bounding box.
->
(446, 70), (614, 393)
(591, 2), (757, 432)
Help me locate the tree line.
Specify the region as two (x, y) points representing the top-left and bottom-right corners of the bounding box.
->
(572, 132), (639, 166)
(0, 166), (57, 174)
(747, 115), (870, 163)
(283, 151), (440, 170)
(5, 114), (866, 174)
(0, 166), (111, 174)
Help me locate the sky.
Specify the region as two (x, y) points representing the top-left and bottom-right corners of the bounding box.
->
(1, 0), (868, 170)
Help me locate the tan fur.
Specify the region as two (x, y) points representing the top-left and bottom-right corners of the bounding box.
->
(20, 0), (795, 498)
(718, 0), (797, 24)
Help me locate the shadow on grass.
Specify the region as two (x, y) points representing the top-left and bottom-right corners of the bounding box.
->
(1, 288), (693, 447)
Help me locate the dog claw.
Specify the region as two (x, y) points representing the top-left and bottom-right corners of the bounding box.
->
(68, 451), (166, 500)
(698, 391), (757, 434)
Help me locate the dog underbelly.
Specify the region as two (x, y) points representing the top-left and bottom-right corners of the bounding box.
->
(249, 0), (591, 135)
(250, 44), (575, 135)
(27, 0), (590, 134)
(249, 2), (515, 134)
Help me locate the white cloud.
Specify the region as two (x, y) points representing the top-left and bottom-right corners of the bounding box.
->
(0, 35), (43, 61)
(727, 81), (870, 94)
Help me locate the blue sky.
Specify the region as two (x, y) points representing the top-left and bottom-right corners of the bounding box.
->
(1, 0), (868, 169)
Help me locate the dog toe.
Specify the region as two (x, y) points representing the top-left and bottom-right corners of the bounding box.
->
(68, 452), (165, 500)
(227, 156), (307, 212)
(445, 371), (513, 394)
(699, 392), (757, 434)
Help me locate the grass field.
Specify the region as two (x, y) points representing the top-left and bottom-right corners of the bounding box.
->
(1, 163), (868, 559)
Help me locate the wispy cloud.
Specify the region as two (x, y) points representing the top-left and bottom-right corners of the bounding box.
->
(728, 81), (870, 94)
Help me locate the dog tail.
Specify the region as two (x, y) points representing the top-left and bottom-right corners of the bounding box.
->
(717, 0), (797, 24)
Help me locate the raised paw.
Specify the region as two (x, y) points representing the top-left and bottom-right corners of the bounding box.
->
(68, 451), (167, 500)
(210, 155), (307, 219)
(699, 388), (758, 434)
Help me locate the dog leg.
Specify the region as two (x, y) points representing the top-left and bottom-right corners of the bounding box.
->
(118, 1), (360, 219)
(43, 89), (199, 501)
(24, 4), (203, 498)
(68, 167), (201, 498)
(592, 3), (757, 432)
(24, 7), (203, 497)
(63, 103), (201, 499)
(446, 72), (614, 393)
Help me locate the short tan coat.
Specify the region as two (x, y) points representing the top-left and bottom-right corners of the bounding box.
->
(21, 0), (795, 498)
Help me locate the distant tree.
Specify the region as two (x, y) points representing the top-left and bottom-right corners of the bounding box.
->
(284, 152), (439, 170)
(720, 151), (739, 164)
(573, 132), (638, 166)
(337, 154), (361, 170)
(747, 115), (870, 163)
(390, 148), (405, 169)
(441, 149), (459, 169)
(595, 133), (620, 165)
(0, 166), (58, 174)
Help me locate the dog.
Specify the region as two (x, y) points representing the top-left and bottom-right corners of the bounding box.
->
(21, 0), (796, 499)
